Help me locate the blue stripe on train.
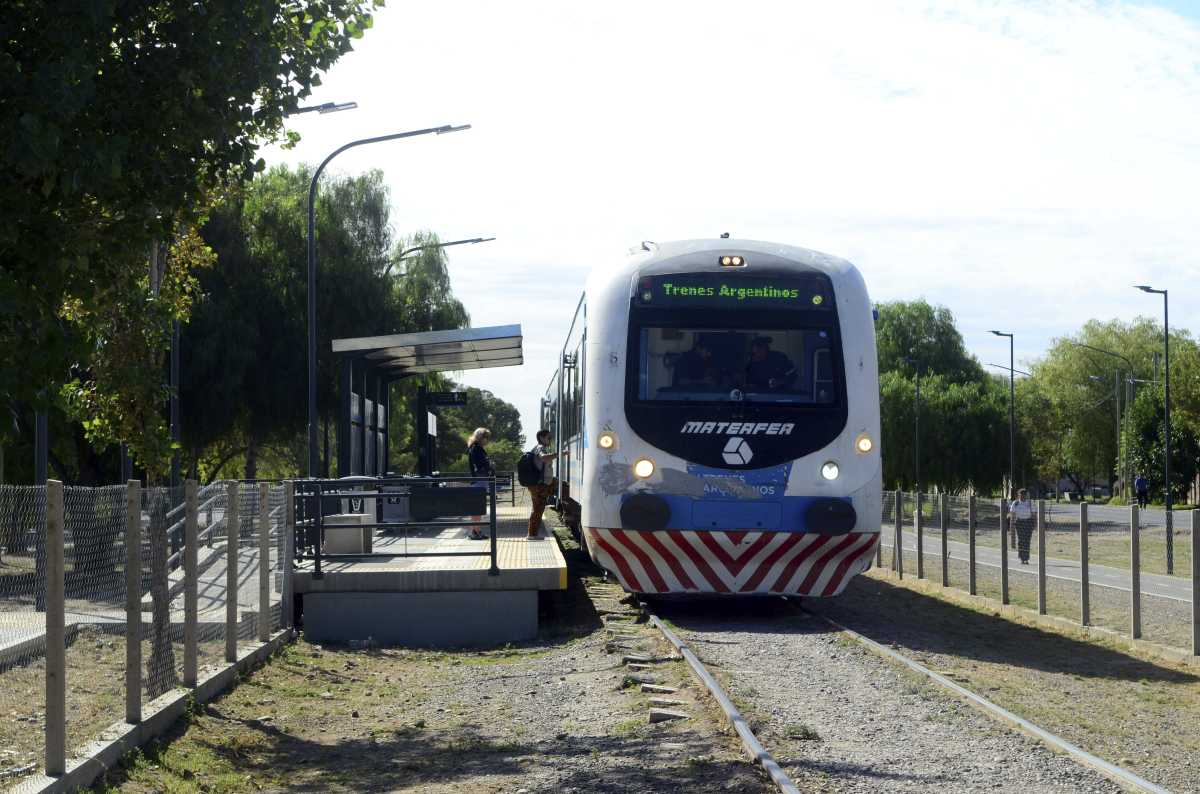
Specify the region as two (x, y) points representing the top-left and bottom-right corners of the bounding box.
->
(620, 461), (851, 533)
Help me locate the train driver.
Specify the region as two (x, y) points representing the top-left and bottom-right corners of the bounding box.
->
(672, 339), (721, 388)
(745, 336), (797, 391)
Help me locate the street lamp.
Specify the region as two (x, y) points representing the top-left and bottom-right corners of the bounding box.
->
(903, 356), (921, 493)
(1134, 284), (1173, 573)
(381, 237), (496, 279)
(990, 331), (1015, 501)
(985, 363), (1032, 377)
(1067, 341), (1135, 498)
(307, 124), (471, 477)
(291, 101), (359, 115)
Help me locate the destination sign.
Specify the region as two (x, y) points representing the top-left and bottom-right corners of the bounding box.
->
(636, 274), (830, 309)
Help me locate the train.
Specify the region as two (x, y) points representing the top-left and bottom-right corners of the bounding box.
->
(540, 237), (881, 596)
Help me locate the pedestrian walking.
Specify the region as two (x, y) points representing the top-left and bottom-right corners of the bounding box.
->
(520, 429), (561, 539)
(1134, 473), (1149, 509)
(1009, 488), (1034, 564)
(466, 428), (493, 540)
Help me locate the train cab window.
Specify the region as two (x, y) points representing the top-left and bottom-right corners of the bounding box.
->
(637, 326), (838, 404)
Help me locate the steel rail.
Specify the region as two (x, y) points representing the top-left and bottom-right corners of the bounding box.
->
(643, 607), (801, 794)
(815, 612), (1171, 794)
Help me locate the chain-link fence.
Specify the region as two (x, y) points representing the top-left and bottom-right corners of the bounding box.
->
(0, 486), (48, 782)
(878, 491), (1199, 659)
(0, 479), (294, 790)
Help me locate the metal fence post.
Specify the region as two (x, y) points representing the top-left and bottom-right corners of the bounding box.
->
(1191, 508), (1198, 656)
(125, 480), (142, 723)
(1037, 499), (1047, 615)
(876, 497), (884, 567)
(258, 482), (270, 642)
(488, 477), (499, 576)
(1000, 498), (1010, 605)
(894, 491), (904, 578)
(226, 482), (239, 663)
(940, 493), (948, 586)
(1131, 505), (1141, 639)
(916, 492), (925, 579)
(184, 480), (198, 687)
(283, 481), (295, 629)
(45, 479), (65, 777)
(968, 495), (977, 595)
(1080, 502), (1090, 627)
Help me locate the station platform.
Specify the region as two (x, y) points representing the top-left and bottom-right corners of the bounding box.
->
(295, 495), (568, 647)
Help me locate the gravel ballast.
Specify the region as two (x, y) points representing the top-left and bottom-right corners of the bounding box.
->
(659, 601), (1124, 793)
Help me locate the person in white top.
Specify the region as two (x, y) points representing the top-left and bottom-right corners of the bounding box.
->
(1009, 488), (1035, 564)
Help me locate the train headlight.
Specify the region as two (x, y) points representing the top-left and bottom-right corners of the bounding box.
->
(719, 255), (745, 267)
(598, 432), (617, 450)
(855, 434), (874, 454)
(821, 461), (840, 481)
(633, 458), (656, 479)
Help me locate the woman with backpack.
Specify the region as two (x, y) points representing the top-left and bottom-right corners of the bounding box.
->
(466, 428), (494, 540)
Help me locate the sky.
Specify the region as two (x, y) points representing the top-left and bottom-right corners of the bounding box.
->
(262, 0), (1200, 443)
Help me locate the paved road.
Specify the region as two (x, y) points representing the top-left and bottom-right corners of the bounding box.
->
(880, 530), (1192, 603)
(1041, 502), (1194, 529)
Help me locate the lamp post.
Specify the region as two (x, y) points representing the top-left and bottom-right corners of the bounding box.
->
(991, 331), (1015, 500)
(1088, 373), (1120, 496)
(1135, 284), (1172, 574)
(380, 237), (496, 279)
(1067, 341), (1135, 498)
(904, 356), (921, 493)
(307, 124), (470, 477)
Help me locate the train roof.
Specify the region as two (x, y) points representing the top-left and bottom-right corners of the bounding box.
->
(624, 238), (855, 276)
(586, 238), (861, 297)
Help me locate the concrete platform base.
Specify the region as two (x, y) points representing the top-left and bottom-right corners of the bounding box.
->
(303, 590), (538, 648)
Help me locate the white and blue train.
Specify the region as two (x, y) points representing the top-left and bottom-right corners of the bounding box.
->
(541, 238), (881, 596)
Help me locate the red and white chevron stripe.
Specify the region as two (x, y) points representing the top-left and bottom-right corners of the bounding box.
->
(584, 527), (879, 596)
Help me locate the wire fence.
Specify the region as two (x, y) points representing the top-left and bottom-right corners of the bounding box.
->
(0, 479), (294, 789)
(879, 491), (1198, 658)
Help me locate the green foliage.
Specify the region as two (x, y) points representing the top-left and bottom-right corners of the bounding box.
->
(1124, 385), (1200, 503)
(875, 300), (985, 382)
(876, 300), (1011, 492)
(881, 370), (1008, 492)
(0, 0), (382, 478)
(1026, 318), (1200, 494)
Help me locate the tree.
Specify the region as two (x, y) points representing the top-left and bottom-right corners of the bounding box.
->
(1, 0), (382, 478)
(876, 300), (1012, 492)
(875, 300), (985, 382)
(1025, 319), (1200, 495)
(182, 165), (404, 479)
(1125, 386), (1200, 504)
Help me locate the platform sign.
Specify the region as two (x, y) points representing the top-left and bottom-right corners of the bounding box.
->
(428, 391), (467, 406)
(427, 412), (438, 437)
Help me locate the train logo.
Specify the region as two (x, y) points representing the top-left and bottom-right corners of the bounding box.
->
(722, 437), (754, 465)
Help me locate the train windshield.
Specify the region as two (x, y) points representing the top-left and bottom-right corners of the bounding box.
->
(636, 326), (838, 404)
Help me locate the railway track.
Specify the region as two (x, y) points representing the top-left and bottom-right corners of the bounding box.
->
(629, 595), (1163, 794)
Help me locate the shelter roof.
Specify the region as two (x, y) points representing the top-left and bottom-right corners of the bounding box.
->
(331, 325), (523, 377)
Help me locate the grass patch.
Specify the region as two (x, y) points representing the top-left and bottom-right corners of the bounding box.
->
(783, 723), (821, 741)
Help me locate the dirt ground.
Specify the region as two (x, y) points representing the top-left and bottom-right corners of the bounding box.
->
(90, 536), (769, 793)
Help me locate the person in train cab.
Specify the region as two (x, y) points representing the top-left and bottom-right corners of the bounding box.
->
(673, 340), (717, 386)
(745, 336), (797, 391)
(466, 428), (494, 540)
(525, 429), (561, 539)
(1009, 488), (1035, 564)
